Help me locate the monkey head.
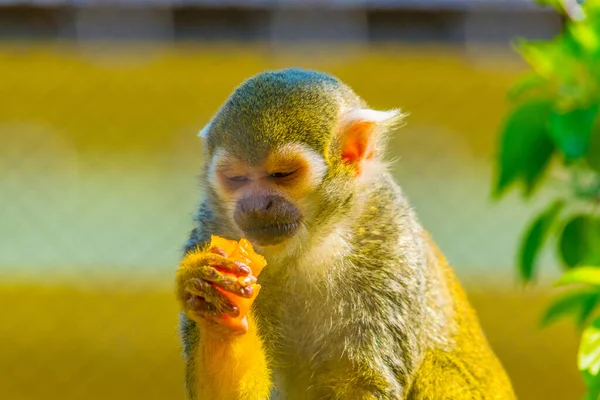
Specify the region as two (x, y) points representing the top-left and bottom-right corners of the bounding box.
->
(198, 68), (404, 253)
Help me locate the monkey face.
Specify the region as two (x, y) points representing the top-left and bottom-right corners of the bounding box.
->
(208, 143), (328, 247)
(200, 69), (405, 252)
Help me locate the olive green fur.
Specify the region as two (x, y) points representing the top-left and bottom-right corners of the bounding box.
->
(204, 68), (365, 166)
(180, 68), (516, 399)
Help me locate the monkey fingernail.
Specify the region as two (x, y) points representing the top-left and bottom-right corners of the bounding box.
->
(237, 275), (257, 287)
(240, 285), (254, 297)
(229, 306), (240, 318)
(236, 262), (252, 275)
(218, 260), (251, 276)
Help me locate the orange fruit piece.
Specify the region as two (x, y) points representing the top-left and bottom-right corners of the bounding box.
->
(208, 235), (267, 331)
(208, 235), (238, 257)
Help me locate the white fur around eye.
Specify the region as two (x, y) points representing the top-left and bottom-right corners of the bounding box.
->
(275, 143), (327, 186)
(207, 148), (230, 196)
(301, 147), (328, 186)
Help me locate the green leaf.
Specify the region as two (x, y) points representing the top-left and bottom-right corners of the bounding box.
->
(586, 123), (600, 172)
(515, 35), (594, 108)
(559, 216), (600, 268)
(567, 22), (600, 57)
(494, 100), (555, 198)
(582, 390), (595, 400)
(507, 74), (552, 103)
(549, 104), (599, 160)
(516, 39), (563, 80)
(561, 216), (590, 267)
(557, 266), (600, 286)
(585, 1), (600, 20)
(580, 317), (600, 395)
(582, 374), (600, 400)
(533, 0), (562, 9)
(516, 36), (580, 83)
(541, 290), (600, 329)
(518, 200), (565, 283)
(583, 298), (600, 330)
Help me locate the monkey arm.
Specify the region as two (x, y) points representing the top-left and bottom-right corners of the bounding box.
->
(179, 227), (273, 400)
(181, 312), (272, 400)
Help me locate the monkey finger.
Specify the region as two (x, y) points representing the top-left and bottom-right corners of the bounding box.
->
(183, 278), (213, 297)
(193, 296), (240, 319)
(209, 253), (253, 277)
(199, 266), (256, 298)
(187, 294), (217, 314)
(209, 246), (228, 257)
(182, 252), (252, 277)
(188, 250), (253, 277)
(178, 264), (248, 299)
(177, 260), (255, 299)
(184, 279), (239, 316)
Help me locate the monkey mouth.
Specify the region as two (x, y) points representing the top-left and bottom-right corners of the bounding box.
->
(242, 221), (301, 246)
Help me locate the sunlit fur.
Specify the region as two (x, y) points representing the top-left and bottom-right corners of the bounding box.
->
(179, 68), (516, 399)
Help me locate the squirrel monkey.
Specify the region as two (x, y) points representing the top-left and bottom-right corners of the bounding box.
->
(176, 68), (517, 400)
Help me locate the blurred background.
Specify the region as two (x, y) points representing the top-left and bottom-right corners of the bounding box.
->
(0, 1), (582, 399)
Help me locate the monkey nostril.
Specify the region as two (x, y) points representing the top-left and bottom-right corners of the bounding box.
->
(265, 199), (273, 211)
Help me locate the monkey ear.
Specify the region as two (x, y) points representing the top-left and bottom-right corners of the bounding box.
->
(338, 108), (404, 173)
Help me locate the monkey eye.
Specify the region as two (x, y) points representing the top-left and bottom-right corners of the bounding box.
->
(227, 176), (249, 183)
(269, 170), (298, 179)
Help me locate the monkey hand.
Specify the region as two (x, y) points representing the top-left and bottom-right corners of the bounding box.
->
(176, 236), (267, 336)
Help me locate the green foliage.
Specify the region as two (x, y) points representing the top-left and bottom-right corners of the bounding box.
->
(557, 266), (600, 286)
(533, 0), (562, 9)
(495, 0), (600, 396)
(581, 317), (600, 399)
(549, 105), (599, 160)
(519, 200), (565, 282)
(559, 216), (600, 267)
(494, 101), (555, 197)
(587, 126), (600, 172)
(540, 289), (599, 329)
